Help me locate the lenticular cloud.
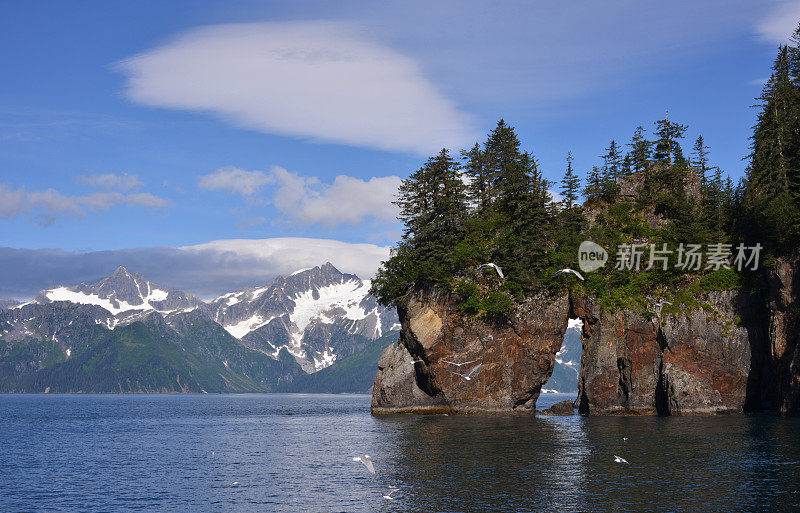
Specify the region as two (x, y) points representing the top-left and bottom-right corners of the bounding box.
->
(116, 21), (475, 155)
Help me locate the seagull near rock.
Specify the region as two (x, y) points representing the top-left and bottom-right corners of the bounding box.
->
(352, 454), (375, 474)
(552, 268), (585, 280)
(646, 296), (672, 308)
(477, 263), (504, 279)
(613, 455), (629, 464)
(441, 359), (479, 368)
(405, 359), (424, 366)
(445, 363), (483, 381)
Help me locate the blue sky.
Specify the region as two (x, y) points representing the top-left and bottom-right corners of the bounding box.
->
(1, 0), (799, 297)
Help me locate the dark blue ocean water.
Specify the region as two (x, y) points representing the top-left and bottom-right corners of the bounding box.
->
(1, 393), (799, 512)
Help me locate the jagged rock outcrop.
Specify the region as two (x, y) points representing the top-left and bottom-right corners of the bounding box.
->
(371, 288), (570, 414)
(574, 290), (760, 415)
(372, 282), (787, 415)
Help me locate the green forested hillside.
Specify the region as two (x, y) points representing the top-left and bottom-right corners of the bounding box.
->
(0, 312), (303, 393)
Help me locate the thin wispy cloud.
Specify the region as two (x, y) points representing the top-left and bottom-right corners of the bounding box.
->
(198, 167), (271, 196)
(0, 183), (169, 224)
(116, 21), (476, 155)
(755, 0), (800, 43)
(78, 173), (142, 191)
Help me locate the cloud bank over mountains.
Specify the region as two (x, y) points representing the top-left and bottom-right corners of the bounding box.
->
(0, 237), (390, 300)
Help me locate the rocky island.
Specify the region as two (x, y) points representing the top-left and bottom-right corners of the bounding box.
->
(369, 36), (800, 416)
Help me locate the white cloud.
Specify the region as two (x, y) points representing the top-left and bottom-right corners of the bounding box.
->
(199, 165), (401, 228)
(181, 237), (390, 287)
(268, 166), (401, 227)
(78, 173), (142, 191)
(198, 167), (271, 196)
(0, 237), (391, 300)
(116, 22), (476, 155)
(755, 1), (800, 43)
(0, 183), (169, 222)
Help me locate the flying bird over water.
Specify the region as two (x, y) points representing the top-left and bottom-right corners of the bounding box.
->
(552, 268), (585, 280)
(383, 487), (400, 500)
(613, 455), (629, 464)
(446, 363), (483, 381)
(352, 454), (375, 474)
(477, 263), (504, 279)
(441, 359), (479, 368)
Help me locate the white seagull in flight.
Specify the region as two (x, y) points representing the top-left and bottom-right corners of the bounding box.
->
(441, 359), (479, 368)
(382, 487), (400, 500)
(613, 455), (629, 464)
(552, 268), (585, 280)
(352, 454), (375, 474)
(445, 363), (483, 381)
(646, 296), (672, 308)
(477, 263), (504, 279)
(405, 359), (424, 366)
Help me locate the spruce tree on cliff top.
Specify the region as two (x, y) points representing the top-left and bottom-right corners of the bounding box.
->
(742, 24), (800, 252)
(371, 116), (743, 313)
(560, 152), (580, 210)
(373, 19), (800, 313)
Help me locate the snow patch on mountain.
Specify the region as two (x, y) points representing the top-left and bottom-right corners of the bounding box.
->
(225, 314), (274, 339)
(290, 279), (371, 331)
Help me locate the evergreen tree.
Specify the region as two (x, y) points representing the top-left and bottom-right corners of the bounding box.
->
(583, 165), (603, 203)
(653, 116), (688, 165)
(560, 152), (580, 209)
(484, 119), (524, 200)
(628, 125), (652, 173)
(461, 143), (492, 211)
(750, 45), (797, 195)
(622, 153), (633, 176)
(744, 26), (800, 251)
(672, 143), (688, 168)
(602, 140), (624, 180)
(691, 135), (711, 185)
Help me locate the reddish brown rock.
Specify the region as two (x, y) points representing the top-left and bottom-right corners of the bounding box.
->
(372, 274), (793, 416)
(573, 297), (661, 414)
(575, 290), (758, 415)
(371, 288), (570, 414)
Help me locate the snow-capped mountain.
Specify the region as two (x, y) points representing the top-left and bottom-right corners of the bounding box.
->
(208, 262), (398, 372)
(3, 263), (398, 376)
(542, 318), (582, 394)
(15, 266), (205, 329)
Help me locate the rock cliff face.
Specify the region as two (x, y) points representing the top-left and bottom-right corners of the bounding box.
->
(574, 291), (760, 415)
(372, 264), (799, 416)
(765, 256), (800, 415)
(371, 288), (569, 414)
